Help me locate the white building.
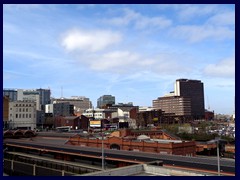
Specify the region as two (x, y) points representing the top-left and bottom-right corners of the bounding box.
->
(9, 101), (37, 130)
(17, 89), (40, 110)
(83, 108), (105, 119)
(139, 106), (155, 112)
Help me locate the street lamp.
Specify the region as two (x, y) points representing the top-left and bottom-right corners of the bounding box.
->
(217, 141), (220, 176)
(215, 137), (221, 176)
(101, 119), (104, 170)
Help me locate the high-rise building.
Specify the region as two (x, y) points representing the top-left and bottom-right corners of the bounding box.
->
(3, 89), (17, 101)
(174, 79), (205, 119)
(36, 88), (51, 110)
(153, 96), (191, 116)
(153, 79), (205, 120)
(97, 95), (115, 108)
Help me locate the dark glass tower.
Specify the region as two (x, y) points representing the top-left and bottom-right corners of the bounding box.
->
(175, 79), (205, 119)
(97, 95), (115, 108)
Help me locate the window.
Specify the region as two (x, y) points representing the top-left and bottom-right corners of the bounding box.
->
(19, 114), (21, 118)
(26, 114), (28, 118)
(19, 108), (21, 112)
(22, 114), (25, 118)
(26, 108), (28, 112)
(29, 114), (31, 118)
(16, 114), (18, 118)
(23, 108), (25, 112)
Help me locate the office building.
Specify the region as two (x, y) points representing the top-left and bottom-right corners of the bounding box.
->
(52, 96), (92, 114)
(153, 96), (191, 116)
(8, 101), (37, 130)
(97, 95), (115, 108)
(3, 89), (17, 101)
(36, 88), (51, 110)
(174, 79), (205, 119)
(17, 89), (41, 110)
(153, 79), (205, 120)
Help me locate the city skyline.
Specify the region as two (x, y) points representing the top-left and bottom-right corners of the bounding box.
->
(3, 4), (235, 115)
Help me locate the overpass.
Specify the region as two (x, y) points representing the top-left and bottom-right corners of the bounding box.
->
(3, 137), (235, 175)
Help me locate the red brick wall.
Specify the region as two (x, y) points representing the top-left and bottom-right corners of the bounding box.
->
(67, 136), (196, 156)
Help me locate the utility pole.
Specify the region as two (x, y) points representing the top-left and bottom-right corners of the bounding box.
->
(102, 125), (104, 170)
(216, 138), (221, 176)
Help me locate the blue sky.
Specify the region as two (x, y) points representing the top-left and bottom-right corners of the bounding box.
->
(3, 4), (235, 115)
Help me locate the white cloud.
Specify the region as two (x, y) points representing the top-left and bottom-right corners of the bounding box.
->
(88, 51), (140, 72)
(61, 29), (122, 52)
(135, 16), (172, 29)
(169, 5), (234, 43)
(3, 4), (42, 11)
(105, 8), (172, 29)
(203, 56), (235, 78)
(3, 23), (19, 34)
(171, 24), (234, 43)
(176, 4), (219, 21)
(207, 11), (235, 26)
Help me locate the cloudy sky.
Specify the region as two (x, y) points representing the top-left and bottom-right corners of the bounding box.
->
(3, 4), (235, 115)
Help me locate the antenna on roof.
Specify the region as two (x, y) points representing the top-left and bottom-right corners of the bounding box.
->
(61, 86), (63, 98)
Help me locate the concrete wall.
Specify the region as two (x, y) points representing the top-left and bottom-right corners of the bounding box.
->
(80, 164), (144, 176)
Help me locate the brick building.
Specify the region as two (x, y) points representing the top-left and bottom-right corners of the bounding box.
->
(67, 135), (196, 156)
(54, 115), (89, 130)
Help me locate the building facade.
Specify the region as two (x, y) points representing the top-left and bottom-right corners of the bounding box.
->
(97, 95), (115, 108)
(83, 108), (106, 119)
(3, 89), (17, 101)
(153, 96), (191, 116)
(17, 89), (41, 110)
(8, 101), (37, 130)
(153, 79), (205, 121)
(45, 102), (72, 117)
(52, 96), (92, 114)
(174, 79), (205, 119)
(36, 88), (51, 110)
(3, 96), (9, 128)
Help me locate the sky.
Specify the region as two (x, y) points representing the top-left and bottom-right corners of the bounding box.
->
(3, 4), (235, 115)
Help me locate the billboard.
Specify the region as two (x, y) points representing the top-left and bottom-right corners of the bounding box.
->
(90, 120), (101, 127)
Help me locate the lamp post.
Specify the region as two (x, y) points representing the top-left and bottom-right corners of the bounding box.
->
(101, 119), (104, 170)
(215, 138), (221, 176)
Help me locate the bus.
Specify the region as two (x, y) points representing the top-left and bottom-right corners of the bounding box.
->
(56, 126), (71, 132)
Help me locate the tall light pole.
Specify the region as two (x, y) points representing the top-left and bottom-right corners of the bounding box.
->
(101, 119), (104, 170)
(216, 138), (221, 176)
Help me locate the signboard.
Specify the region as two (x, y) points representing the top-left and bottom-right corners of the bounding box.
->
(90, 120), (101, 127)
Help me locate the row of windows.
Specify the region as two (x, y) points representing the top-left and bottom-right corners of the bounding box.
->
(14, 113), (36, 119)
(16, 108), (32, 112)
(15, 104), (33, 107)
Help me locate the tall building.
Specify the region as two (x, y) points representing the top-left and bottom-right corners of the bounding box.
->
(174, 79), (205, 119)
(3, 89), (17, 101)
(153, 96), (191, 116)
(36, 88), (51, 110)
(97, 95), (115, 108)
(17, 89), (41, 110)
(153, 79), (205, 120)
